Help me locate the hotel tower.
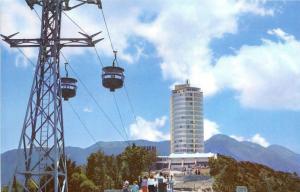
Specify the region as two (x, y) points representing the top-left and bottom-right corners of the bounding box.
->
(170, 80), (204, 154)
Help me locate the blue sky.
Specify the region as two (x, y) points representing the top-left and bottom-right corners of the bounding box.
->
(1, 0), (300, 153)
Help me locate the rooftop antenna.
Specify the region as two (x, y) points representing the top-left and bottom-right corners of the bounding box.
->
(1, 0), (103, 191)
(186, 79), (190, 86)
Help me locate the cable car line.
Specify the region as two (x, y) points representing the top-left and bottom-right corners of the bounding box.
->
(99, 6), (140, 129)
(18, 48), (129, 147)
(33, 7), (41, 20)
(29, 6), (130, 145)
(67, 59), (127, 139)
(93, 47), (104, 67)
(62, 51), (130, 144)
(61, 8), (131, 143)
(112, 92), (130, 142)
(61, 12), (128, 134)
(62, 11), (89, 35)
(16, 49), (129, 145)
(67, 63), (130, 144)
(68, 101), (98, 143)
(68, 100), (130, 150)
(123, 84), (139, 128)
(61, 52), (125, 140)
(16, 48), (36, 67)
(100, 7), (115, 52)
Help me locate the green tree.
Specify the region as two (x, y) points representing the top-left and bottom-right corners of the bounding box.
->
(103, 155), (122, 189)
(121, 144), (157, 182)
(1, 186), (8, 192)
(3, 179), (36, 192)
(80, 179), (98, 192)
(38, 157), (81, 192)
(66, 158), (84, 191)
(86, 151), (107, 191)
(209, 155), (300, 192)
(11, 176), (24, 192)
(143, 148), (157, 173)
(69, 172), (97, 192)
(26, 179), (38, 192)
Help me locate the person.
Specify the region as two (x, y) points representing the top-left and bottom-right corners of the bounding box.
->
(141, 176), (148, 192)
(163, 175), (168, 192)
(131, 181), (139, 192)
(157, 172), (166, 192)
(147, 175), (156, 192)
(168, 175), (174, 192)
(122, 180), (130, 192)
(138, 176), (142, 188)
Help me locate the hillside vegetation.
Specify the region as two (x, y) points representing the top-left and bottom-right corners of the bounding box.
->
(209, 155), (300, 192)
(1, 144), (156, 192)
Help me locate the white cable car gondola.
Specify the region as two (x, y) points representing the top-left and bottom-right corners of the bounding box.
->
(61, 63), (77, 100)
(102, 51), (124, 91)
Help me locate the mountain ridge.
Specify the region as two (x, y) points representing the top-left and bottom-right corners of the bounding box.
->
(1, 134), (300, 186)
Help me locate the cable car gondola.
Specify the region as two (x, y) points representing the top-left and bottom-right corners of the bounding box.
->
(102, 51), (124, 91)
(61, 63), (77, 100)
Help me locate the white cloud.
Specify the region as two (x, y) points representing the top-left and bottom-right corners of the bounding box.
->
(5, 1), (299, 111)
(230, 135), (245, 142)
(0, 0), (40, 67)
(129, 117), (220, 141)
(230, 133), (270, 147)
(83, 107), (93, 113)
(1, 1), (272, 65)
(129, 116), (169, 141)
(250, 133), (270, 147)
(267, 28), (295, 42)
(215, 29), (300, 110)
(204, 119), (220, 140)
(15, 54), (29, 68)
(132, 0), (273, 96)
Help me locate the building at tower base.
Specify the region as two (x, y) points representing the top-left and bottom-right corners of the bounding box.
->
(156, 153), (217, 171)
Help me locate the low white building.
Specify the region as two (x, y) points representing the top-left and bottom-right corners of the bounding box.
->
(156, 152), (217, 171)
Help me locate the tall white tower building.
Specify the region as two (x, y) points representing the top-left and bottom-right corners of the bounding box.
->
(170, 80), (204, 154)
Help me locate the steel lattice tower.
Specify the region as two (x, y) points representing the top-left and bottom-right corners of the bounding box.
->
(1, 0), (102, 191)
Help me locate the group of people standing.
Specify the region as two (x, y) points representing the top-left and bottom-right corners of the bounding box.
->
(122, 173), (174, 192)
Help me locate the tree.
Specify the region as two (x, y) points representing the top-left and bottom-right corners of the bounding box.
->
(26, 179), (38, 192)
(143, 148), (157, 173)
(1, 186), (8, 192)
(66, 158), (83, 191)
(209, 155), (300, 192)
(69, 172), (97, 192)
(103, 155), (122, 189)
(82, 145), (157, 190)
(80, 179), (98, 192)
(86, 151), (107, 191)
(66, 158), (81, 179)
(121, 144), (157, 182)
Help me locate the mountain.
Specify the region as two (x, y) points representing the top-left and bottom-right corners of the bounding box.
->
(1, 135), (300, 186)
(205, 134), (300, 175)
(65, 140), (170, 165)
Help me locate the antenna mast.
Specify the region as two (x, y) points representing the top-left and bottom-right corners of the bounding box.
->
(1, 0), (103, 191)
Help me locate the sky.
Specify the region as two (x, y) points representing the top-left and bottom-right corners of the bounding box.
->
(1, 0), (300, 153)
